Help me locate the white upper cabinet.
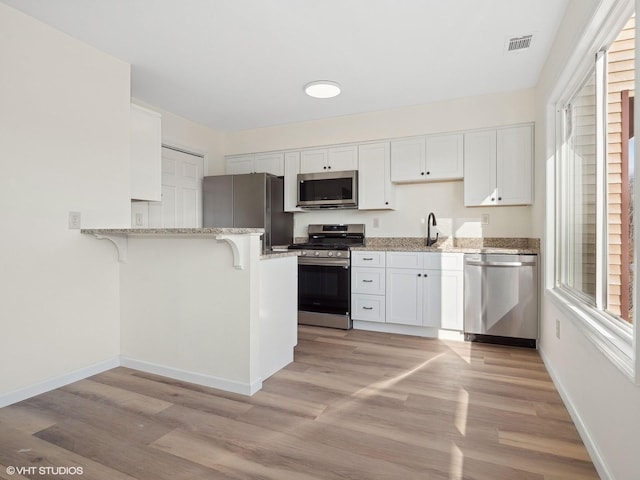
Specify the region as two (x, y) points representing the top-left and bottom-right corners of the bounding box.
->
(300, 146), (358, 173)
(226, 153), (284, 176)
(390, 136), (425, 182)
(463, 130), (497, 206)
(391, 133), (463, 183)
(284, 151), (303, 212)
(496, 125), (533, 205)
(463, 124), (533, 206)
(226, 155), (254, 174)
(254, 153), (285, 176)
(358, 142), (395, 210)
(425, 133), (463, 180)
(130, 104), (162, 201)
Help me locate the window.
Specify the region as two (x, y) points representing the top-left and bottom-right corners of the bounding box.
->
(554, 12), (635, 371)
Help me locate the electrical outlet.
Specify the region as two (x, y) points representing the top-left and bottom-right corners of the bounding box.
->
(373, 217), (380, 228)
(68, 211), (81, 229)
(481, 214), (490, 225)
(555, 319), (561, 339)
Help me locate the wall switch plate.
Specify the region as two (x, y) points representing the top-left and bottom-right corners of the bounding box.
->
(481, 214), (490, 225)
(68, 211), (81, 229)
(373, 217), (380, 228)
(556, 319), (560, 339)
(134, 213), (144, 227)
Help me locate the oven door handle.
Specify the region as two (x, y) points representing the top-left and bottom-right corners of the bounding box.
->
(298, 257), (350, 267)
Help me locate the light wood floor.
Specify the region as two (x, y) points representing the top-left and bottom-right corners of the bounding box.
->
(0, 326), (598, 480)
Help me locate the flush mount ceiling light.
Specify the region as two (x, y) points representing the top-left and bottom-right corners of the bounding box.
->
(304, 80), (341, 99)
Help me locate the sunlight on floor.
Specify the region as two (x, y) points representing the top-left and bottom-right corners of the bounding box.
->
(449, 442), (464, 480)
(455, 387), (469, 436)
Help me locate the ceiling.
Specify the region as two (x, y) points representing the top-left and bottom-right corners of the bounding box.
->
(1, 0), (569, 132)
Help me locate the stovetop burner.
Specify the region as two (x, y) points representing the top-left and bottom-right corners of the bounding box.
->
(288, 224), (365, 252)
(288, 243), (351, 251)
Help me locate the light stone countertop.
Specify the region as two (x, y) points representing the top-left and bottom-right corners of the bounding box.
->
(349, 237), (539, 255)
(81, 227), (265, 235)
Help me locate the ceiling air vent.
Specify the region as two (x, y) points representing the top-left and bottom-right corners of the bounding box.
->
(507, 34), (533, 52)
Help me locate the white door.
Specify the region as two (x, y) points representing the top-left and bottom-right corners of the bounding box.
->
(149, 147), (204, 228)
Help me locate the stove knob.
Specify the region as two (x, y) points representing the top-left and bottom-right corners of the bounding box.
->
(314, 251), (320, 257)
(301, 250), (307, 256)
(327, 251), (334, 257)
(336, 251), (343, 257)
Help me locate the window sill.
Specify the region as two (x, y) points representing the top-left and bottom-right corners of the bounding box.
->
(547, 287), (636, 383)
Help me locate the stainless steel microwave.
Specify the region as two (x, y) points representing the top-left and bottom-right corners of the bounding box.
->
(297, 170), (358, 209)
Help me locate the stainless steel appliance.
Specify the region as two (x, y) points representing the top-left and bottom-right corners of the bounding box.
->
(203, 173), (293, 252)
(464, 253), (538, 348)
(289, 224), (365, 329)
(297, 170), (358, 209)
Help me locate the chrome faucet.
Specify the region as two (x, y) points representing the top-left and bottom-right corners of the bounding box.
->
(426, 212), (438, 247)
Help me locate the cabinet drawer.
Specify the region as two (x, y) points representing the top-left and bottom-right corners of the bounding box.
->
(423, 252), (464, 270)
(351, 294), (385, 323)
(352, 268), (385, 295)
(386, 251), (422, 269)
(352, 251), (385, 267)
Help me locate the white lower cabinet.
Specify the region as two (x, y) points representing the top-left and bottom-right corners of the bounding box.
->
(352, 294), (386, 323)
(384, 252), (463, 330)
(351, 251), (386, 323)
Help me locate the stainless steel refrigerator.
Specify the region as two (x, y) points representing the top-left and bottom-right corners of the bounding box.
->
(203, 173), (293, 252)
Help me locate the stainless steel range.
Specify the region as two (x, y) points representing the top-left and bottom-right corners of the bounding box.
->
(289, 224), (365, 329)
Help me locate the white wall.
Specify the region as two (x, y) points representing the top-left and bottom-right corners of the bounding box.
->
(535, 1), (640, 479)
(225, 89), (536, 238)
(119, 236), (260, 393)
(0, 4), (130, 401)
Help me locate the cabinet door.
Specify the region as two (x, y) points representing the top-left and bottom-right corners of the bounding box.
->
(423, 270), (463, 330)
(422, 270), (442, 328)
(328, 146), (358, 171)
(284, 152), (303, 212)
(300, 149), (327, 173)
(254, 153), (284, 176)
(464, 130), (497, 206)
(386, 268), (423, 325)
(425, 133), (463, 180)
(496, 125), (533, 205)
(390, 136), (426, 182)
(226, 155), (254, 174)
(130, 104), (162, 201)
(358, 142), (395, 210)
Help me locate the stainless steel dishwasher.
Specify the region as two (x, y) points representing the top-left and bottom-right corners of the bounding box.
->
(464, 253), (538, 348)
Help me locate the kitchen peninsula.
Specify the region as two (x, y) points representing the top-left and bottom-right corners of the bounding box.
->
(81, 228), (298, 395)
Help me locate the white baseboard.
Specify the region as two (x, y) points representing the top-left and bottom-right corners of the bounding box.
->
(0, 357), (119, 408)
(538, 347), (613, 480)
(353, 320), (464, 341)
(120, 356), (262, 396)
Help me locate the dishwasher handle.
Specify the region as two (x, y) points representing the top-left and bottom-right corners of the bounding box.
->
(465, 260), (537, 267)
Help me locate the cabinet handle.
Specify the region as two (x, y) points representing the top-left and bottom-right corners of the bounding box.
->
(491, 197), (495, 201)
(323, 166), (327, 170)
(426, 171), (430, 175)
(363, 257), (373, 261)
(328, 165), (332, 169)
(498, 196), (502, 201)
(421, 172), (425, 175)
(418, 273), (422, 277)
(362, 279), (373, 283)
(385, 201), (389, 205)
(362, 306), (374, 310)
